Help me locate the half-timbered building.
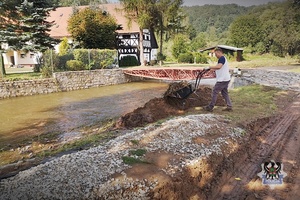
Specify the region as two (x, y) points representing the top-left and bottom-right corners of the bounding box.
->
(47, 3), (158, 64)
(1, 3), (158, 68)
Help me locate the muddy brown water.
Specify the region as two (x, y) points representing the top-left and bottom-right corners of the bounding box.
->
(0, 82), (168, 148)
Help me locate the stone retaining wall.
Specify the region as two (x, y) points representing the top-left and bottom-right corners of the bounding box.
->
(0, 69), (142, 99)
(0, 79), (60, 99)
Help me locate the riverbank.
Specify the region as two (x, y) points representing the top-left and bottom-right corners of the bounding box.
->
(1, 66), (300, 199)
(0, 84), (299, 199)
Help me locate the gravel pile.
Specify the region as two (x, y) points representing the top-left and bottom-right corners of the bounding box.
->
(0, 114), (244, 200)
(242, 70), (300, 91)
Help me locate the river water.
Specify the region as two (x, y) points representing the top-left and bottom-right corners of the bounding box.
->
(0, 82), (168, 147)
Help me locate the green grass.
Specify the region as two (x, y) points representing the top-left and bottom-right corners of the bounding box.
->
(224, 84), (280, 123)
(122, 148), (148, 165)
(160, 54), (298, 70)
(230, 54), (297, 69)
(3, 72), (42, 81)
(129, 149), (147, 156)
(130, 140), (140, 145)
(36, 131), (115, 158)
(122, 156), (149, 165)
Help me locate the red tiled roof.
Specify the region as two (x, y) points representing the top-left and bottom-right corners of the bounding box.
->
(47, 4), (140, 39)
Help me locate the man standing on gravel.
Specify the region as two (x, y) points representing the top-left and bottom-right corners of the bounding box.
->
(203, 48), (232, 112)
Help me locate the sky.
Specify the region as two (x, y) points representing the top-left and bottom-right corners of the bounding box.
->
(109, 0), (285, 7)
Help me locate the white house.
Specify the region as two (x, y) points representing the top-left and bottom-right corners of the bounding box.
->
(1, 43), (39, 68)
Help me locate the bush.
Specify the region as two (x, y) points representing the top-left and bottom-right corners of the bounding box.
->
(73, 49), (117, 69)
(149, 60), (157, 66)
(73, 49), (89, 65)
(194, 53), (208, 64)
(157, 52), (166, 61)
(41, 66), (53, 78)
(255, 42), (266, 55)
(270, 43), (284, 57)
(66, 60), (85, 71)
(58, 53), (74, 71)
(119, 56), (140, 67)
(178, 52), (194, 63)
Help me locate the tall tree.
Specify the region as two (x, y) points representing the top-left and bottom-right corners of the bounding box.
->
(190, 33), (207, 52)
(268, 1), (300, 56)
(119, 0), (157, 65)
(0, 0), (23, 76)
(247, 0), (300, 56)
(229, 15), (264, 48)
(15, 0), (59, 52)
(172, 34), (189, 60)
(58, 37), (70, 56)
(155, 0), (183, 58)
(0, 0), (58, 53)
(68, 7), (119, 49)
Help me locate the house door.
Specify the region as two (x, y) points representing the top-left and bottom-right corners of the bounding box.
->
(10, 56), (15, 66)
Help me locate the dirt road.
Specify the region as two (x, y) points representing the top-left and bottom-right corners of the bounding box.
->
(205, 94), (300, 200)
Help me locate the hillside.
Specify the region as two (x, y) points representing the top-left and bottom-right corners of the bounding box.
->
(182, 4), (252, 36)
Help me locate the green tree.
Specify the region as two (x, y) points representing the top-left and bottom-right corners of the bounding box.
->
(59, 37), (70, 56)
(119, 0), (157, 65)
(229, 15), (264, 48)
(190, 33), (207, 52)
(11, 0), (58, 52)
(247, 0), (300, 56)
(183, 4), (249, 38)
(0, 0), (58, 73)
(0, 0), (21, 24)
(0, 0), (23, 76)
(172, 34), (189, 60)
(155, 0), (184, 57)
(267, 1), (300, 56)
(67, 7), (119, 49)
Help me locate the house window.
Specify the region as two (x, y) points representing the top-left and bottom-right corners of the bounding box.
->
(30, 54), (35, 58)
(21, 54), (26, 58)
(123, 34), (130, 39)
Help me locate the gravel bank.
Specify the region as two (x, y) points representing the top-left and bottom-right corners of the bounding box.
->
(0, 114), (243, 200)
(242, 69), (300, 91)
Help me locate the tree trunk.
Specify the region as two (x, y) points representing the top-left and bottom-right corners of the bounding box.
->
(159, 27), (163, 66)
(0, 51), (6, 78)
(139, 28), (145, 66)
